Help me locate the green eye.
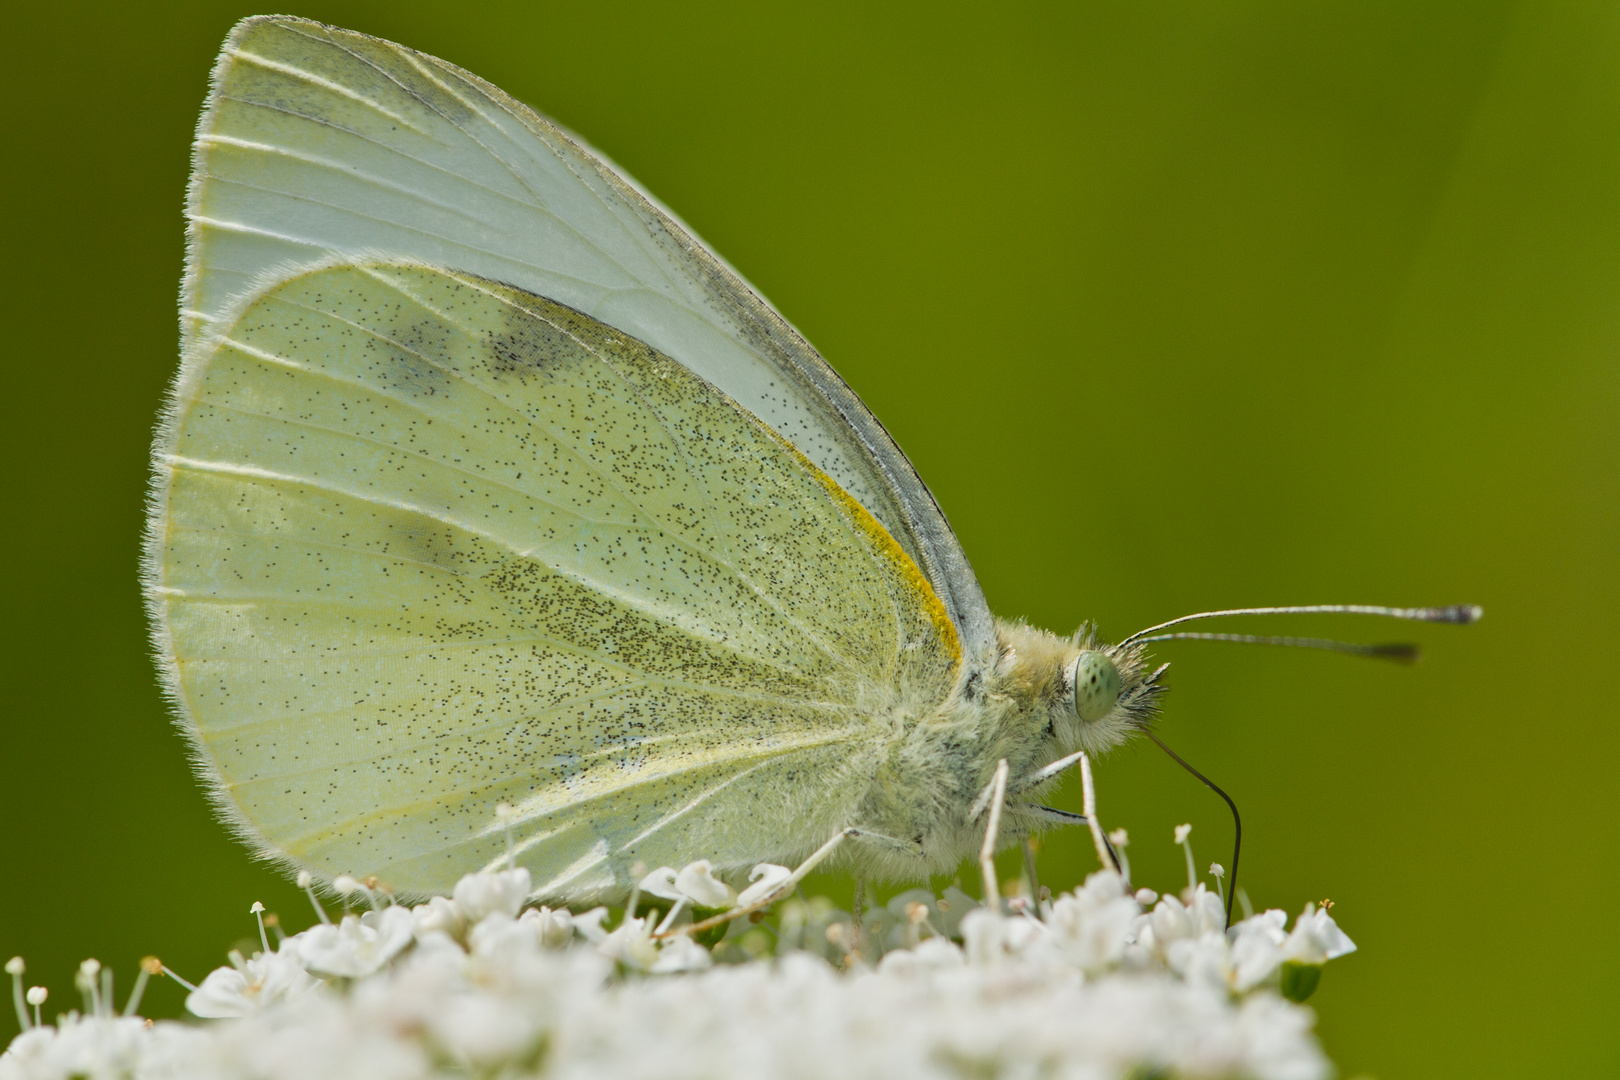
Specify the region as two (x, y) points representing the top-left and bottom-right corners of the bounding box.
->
(1071, 651), (1121, 722)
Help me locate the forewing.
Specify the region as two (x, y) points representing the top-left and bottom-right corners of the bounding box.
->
(148, 261), (960, 899)
(185, 16), (994, 661)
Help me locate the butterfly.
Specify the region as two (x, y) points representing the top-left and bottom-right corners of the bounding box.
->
(146, 16), (1475, 908)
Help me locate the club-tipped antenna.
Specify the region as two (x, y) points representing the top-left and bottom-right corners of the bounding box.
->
(1146, 732), (1240, 929)
(1118, 603), (1482, 649)
(1133, 632), (1421, 662)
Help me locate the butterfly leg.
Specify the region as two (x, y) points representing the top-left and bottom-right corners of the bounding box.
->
(1024, 804), (1087, 825)
(851, 876), (867, 952)
(1022, 806), (1122, 877)
(1018, 753), (1126, 880)
(1022, 836), (1043, 908)
(968, 749), (1089, 824)
(1009, 749), (1089, 799)
(979, 759), (1010, 911)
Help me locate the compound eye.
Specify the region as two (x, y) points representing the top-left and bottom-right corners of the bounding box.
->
(1072, 651), (1121, 722)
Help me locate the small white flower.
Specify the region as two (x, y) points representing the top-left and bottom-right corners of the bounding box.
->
(1, 1027), (56, 1073)
(960, 908), (1005, 966)
(595, 915), (659, 970)
(466, 913), (525, 958)
(465, 905), (576, 957)
(1168, 930), (1233, 992)
(737, 863), (792, 907)
(1174, 823), (1193, 844)
(571, 907), (612, 944)
(519, 906), (576, 948)
(637, 866), (685, 902)
(1283, 904), (1357, 964)
(184, 942), (320, 1019)
(429, 993), (539, 1067)
(451, 867), (532, 921)
(673, 860), (736, 909)
(296, 906), (415, 978)
(1177, 883), (1228, 938)
(0, 1014), (153, 1079)
(1045, 870), (1140, 974)
(649, 933), (712, 974)
(1229, 909), (1290, 992)
(410, 895), (466, 940)
(878, 936), (965, 976)
(1151, 893), (1195, 945)
(1002, 914), (1047, 954)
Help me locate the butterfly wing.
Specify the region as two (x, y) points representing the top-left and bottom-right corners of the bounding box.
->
(184, 15), (994, 663)
(148, 260), (960, 899)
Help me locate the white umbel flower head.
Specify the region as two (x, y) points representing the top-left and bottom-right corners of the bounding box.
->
(1, 824), (1352, 1080)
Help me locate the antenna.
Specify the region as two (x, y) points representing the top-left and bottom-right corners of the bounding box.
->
(1118, 603), (1482, 649)
(1132, 632), (1420, 662)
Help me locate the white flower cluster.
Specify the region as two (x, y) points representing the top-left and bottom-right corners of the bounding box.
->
(2, 847), (1356, 1080)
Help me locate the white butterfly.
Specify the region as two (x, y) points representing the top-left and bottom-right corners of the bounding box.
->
(146, 16), (1473, 905)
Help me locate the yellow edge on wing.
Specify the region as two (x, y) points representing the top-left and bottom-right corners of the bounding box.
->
(772, 433), (961, 668)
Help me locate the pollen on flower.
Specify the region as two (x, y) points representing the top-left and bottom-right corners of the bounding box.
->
(2, 833), (1357, 1080)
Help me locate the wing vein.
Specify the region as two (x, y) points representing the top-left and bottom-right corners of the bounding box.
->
(197, 133), (587, 233)
(260, 25), (685, 296)
(227, 47), (431, 134)
(182, 382), (630, 531)
(232, 697), (851, 785)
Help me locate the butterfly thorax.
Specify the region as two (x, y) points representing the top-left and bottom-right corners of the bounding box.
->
(847, 619), (1161, 882)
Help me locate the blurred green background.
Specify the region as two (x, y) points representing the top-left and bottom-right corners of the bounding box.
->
(1, 1), (1614, 1075)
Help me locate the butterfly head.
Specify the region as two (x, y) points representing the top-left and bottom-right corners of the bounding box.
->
(1054, 626), (1164, 756)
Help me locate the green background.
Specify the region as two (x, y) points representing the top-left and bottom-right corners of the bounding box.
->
(1, 2), (1614, 1075)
